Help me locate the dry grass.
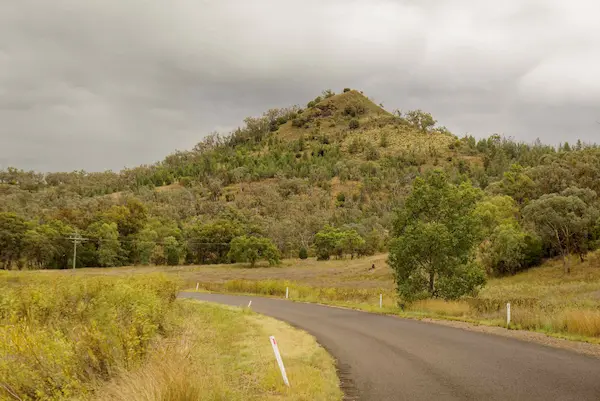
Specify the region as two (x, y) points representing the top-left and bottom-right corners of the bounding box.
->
(94, 301), (342, 401)
(47, 250), (600, 342)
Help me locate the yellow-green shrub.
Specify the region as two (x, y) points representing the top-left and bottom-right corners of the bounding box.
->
(0, 273), (179, 401)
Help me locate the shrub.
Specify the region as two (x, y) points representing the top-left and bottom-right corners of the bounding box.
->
(343, 88), (351, 93)
(365, 144), (380, 161)
(379, 132), (389, 148)
(344, 105), (357, 117)
(349, 119), (360, 130)
(299, 247), (308, 259)
(0, 274), (179, 400)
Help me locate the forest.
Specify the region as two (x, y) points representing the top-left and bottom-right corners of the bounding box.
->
(1, 89), (599, 286)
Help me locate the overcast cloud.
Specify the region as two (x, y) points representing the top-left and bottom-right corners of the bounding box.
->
(1, 0), (599, 172)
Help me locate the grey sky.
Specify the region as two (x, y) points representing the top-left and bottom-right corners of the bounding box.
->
(1, 0), (599, 172)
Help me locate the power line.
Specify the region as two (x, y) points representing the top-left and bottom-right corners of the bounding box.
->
(67, 232), (88, 269)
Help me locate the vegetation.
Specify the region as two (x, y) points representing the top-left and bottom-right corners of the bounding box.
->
(184, 252), (600, 341)
(388, 170), (485, 301)
(0, 273), (179, 400)
(3, 87), (600, 305)
(228, 235), (281, 267)
(0, 273), (342, 401)
(95, 301), (342, 401)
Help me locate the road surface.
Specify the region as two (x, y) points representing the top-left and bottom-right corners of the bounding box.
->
(180, 292), (600, 401)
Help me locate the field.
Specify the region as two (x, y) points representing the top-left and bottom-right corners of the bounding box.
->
(0, 273), (341, 401)
(60, 252), (600, 342)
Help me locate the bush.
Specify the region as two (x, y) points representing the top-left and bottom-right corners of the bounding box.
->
(349, 119), (360, 130)
(299, 247), (308, 259)
(343, 88), (351, 93)
(0, 274), (179, 400)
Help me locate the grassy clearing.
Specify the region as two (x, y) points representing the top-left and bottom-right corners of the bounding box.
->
(95, 301), (342, 401)
(0, 273), (341, 401)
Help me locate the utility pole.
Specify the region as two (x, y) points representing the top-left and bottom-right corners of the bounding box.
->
(68, 232), (88, 269)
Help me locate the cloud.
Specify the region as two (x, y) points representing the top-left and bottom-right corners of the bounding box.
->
(1, 0), (599, 171)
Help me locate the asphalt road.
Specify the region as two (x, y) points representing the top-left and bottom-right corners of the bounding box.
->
(180, 292), (600, 401)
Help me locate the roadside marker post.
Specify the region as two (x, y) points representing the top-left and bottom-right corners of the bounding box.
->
(269, 336), (290, 386)
(195, 283), (199, 292)
(286, 287), (289, 299)
(380, 294), (382, 309)
(506, 303), (511, 327)
(248, 300), (252, 308)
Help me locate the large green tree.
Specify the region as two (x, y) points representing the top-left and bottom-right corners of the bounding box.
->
(227, 235), (280, 267)
(388, 170), (486, 301)
(523, 187), (599, 273)
(0, 213), (28, 269)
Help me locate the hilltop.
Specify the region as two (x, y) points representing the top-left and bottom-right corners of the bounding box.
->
(1, 87), (599, 270)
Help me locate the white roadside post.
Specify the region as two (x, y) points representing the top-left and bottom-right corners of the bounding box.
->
(248, 300), (252, 308)
(380, 294), (383, 309)
(286, 287), (289, 299)
(195, 282), (199, 292)
(506, 302), (511, 327)
(269, 336), (290, 386)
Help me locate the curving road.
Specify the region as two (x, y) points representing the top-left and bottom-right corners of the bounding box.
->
(180, 292), (600, 401)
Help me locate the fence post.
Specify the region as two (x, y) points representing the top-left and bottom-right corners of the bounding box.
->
(269, 336), (290, 386)
(506, 302), (511, 327)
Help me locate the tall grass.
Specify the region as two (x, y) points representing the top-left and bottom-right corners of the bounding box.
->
(0, 273), (180, 401)
(194, 277), (600, 341)
(94, 301), (342, 401)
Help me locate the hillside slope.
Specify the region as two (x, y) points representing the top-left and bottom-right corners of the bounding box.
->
(1, 87), (599, 270)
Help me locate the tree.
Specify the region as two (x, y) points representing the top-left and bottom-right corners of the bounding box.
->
(227, 236), (280, 267)
(488, 164), (537, 206)
(164, 236), (181, 266)
(404, 109), (437, 133)
(388, 170), (486, 302)
(185, 220), (244, 264)
(133, 227), (158, 265)
(523, 187), (599, 273)
(314, 225), (366, 260)
(0, 213), (28, 269)
(298, 247), (308, 259)
(87, 222), (122, 267)
(480, 224), (542, 276)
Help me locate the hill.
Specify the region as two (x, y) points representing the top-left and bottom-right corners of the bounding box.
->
(1, 87), (600, 271)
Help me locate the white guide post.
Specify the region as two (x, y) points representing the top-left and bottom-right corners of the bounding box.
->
(248, 300), (252, 308)
(286, 287), (289, 299)
(195, 282), (199, 291)
(506, 302), (511, 326)
(269, 336), (290, 386)
(380, 294), (383, 309)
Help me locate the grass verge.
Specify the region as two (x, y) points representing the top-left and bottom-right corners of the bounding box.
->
(93, 300), (342, 401)
(189, 277), (600, 344)
(0, 272), (341, 401)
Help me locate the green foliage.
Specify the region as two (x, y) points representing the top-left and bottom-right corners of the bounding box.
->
(227, 235), (280, 267)
(389, 170), (485, 302)
(0, 273), (179, 400)
(314, 225), (366, 260)
(87, 221), (122, 267)
(185, 219), (244, 265)
(0, 212), (28, 269)
(523, 187), (599, 273)
(480, 224), (542, 276)
(404, 109), (437, 132)
(348, 119), (359, 130)
(299, 247), (308, 260)
(343, 88), (351, 93)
